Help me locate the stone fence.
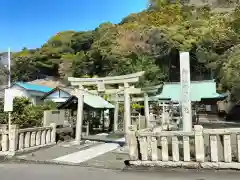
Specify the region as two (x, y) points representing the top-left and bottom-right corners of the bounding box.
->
(0, 123), (56, 156)
(127, 125), (240, 169)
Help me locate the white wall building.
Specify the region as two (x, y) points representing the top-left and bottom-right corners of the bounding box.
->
(10, 82), (53, 105)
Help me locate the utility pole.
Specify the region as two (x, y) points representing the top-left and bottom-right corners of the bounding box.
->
(7, 48), (11, 130)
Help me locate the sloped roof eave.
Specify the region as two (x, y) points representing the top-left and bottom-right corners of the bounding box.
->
(13, 82), (53, 93)
(153, 81), (228, 102)
(57, 95), (115, 109)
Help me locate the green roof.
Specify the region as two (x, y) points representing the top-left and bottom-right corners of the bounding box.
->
(84, 94), (114, 109)
(58, 94), (114, 109)
(153, 80), (227, 102)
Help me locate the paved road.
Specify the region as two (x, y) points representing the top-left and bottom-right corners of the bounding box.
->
(1, 163), (240, 180)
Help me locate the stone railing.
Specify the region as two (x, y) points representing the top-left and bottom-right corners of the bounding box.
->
(0, 123), (56, 156)
(127, 125), (240, 169)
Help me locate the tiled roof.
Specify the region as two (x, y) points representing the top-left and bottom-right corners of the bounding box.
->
(58, 95), (114, 109)
(14, 82), (53, 93)
(154, 80), (227, 102)
(45, 87), (115, 109)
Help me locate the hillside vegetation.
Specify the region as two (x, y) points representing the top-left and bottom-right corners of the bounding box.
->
(8, 1), (240, 99)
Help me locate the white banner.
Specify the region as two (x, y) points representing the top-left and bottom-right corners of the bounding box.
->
(4, 89), (13, 112)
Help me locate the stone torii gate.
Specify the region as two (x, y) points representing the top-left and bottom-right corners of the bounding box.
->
(109, 84), (162, 129)
(68, 71), (144, 144)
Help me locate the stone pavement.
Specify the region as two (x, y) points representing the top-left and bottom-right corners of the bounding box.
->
(13, 137), (127, 169)
(15, 140), (102, 161)
(53, 138), (124, 164)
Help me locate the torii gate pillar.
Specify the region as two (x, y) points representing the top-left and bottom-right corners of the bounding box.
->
(124, 83), (131, 142)
(71, 88), (84, 144)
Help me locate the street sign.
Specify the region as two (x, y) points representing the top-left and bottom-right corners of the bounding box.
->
(4, 89), (13, 112)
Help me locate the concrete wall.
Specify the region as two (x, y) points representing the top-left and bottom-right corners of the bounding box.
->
(43, 110), (66, 127)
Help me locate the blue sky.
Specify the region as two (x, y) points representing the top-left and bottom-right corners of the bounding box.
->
(1, 0), (148, 52)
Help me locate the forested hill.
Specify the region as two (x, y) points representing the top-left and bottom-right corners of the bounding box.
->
(6, 2), (240, 99)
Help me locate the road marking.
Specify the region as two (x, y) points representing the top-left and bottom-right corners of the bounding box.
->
(53, 138), (125, 164)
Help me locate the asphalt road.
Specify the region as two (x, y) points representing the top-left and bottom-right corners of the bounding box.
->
(1, 163), (240, 180)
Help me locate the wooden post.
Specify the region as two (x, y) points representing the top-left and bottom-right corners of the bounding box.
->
(144, 93), (150, 128)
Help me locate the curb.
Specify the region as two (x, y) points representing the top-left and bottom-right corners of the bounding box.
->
(4, 157), (240, 172)
(127, 160), (240, 171)
(6, 157), (129, 171)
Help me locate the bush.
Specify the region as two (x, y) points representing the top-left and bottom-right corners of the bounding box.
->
(0, 97), (57, 128)
(0, 99), (7, 124)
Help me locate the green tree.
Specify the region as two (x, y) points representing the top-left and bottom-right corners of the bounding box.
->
(10, 97), (57, 128)
(11, 56), (40, 81)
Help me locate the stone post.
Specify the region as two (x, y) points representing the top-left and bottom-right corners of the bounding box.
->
(36, 131), (41, 146)
(9, 125), (19, 154)
(41, 130), (46, 145)
(25, 132), (30, 148)
(30, 131), (36, 147)
(180, 52), (192, 132)
(127, 125), (139, 160)
(144, 93), (150, 128)
(0, 125), (8, 152)
(124, 83), (131, 145)
(18, 133), (24, 150)
(114, 94), (119, 132)
(75, 88), (84, 144)
(50, 123), (56, 143)
(46, 130), (51, 144)
(194, 125), (205, 162)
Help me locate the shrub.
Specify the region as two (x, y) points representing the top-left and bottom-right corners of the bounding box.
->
(0, 97), (57, 128)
